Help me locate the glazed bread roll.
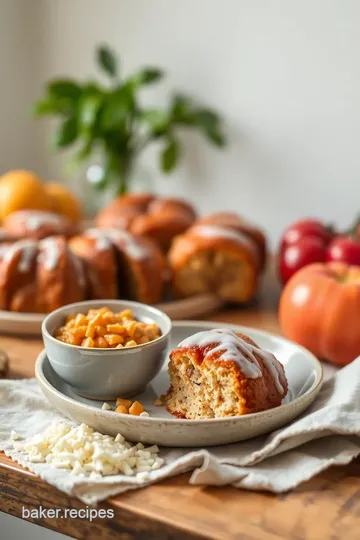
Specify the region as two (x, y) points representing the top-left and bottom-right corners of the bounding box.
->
(96, 193), (196, 252)
(0, 236), (86, 313)
(168, 224), (260, 303)
(69, 228), (167, 305)
(194, 212), (267, 271)
(3, 210), (75, 240)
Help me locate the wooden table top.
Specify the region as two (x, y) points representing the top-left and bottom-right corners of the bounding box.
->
(1, 269), (360, 540)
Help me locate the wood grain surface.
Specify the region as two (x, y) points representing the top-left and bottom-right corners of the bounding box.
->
(1, 263), (359, 540)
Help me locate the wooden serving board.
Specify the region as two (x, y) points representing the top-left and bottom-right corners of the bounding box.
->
(0, 293), (223, 336)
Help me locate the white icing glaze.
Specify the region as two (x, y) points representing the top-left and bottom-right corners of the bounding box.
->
(70, 252), (86, 290)
(85, 228), (148, 260)
(13, 211), (65, 231)
(39, 237), (61, 271)
(85, 228), (113, 250)
(3, 240), (37, 273)
(191, 225), (256, 252)
(177, 328), (285, 393)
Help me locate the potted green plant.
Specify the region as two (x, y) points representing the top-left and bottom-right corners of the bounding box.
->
(34, 45), (226, 197)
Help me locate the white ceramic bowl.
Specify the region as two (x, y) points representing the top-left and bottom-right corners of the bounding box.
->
(42, 299), (171, 400)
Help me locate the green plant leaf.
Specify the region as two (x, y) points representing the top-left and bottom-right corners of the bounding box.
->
(97, 45), (118, 78)
(141, 109), (169, 136)
(204, 129), (226, 147)
(161, 137), (179, 173)
(194, 108), (226, 147)
(101, 85), (134, 131)
(171, 94), (194, 122)
(129, 68), (164, 88)
(48, 80), (81, 100)
(53, 115), (78, 148)
(195, 109), (220, 131)
(141, 68), (163, 83)
(79, 93), (103, 131)
(33, 99), (69, 116)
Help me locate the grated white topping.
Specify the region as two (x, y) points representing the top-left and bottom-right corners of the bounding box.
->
(177, 328), (285, 394)
(11, 421), (164, 477)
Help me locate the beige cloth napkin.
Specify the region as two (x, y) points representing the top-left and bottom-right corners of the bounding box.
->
(1, 359), (360, 505)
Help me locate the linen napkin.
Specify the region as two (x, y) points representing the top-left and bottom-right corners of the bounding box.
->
(0, 358), (360, 505)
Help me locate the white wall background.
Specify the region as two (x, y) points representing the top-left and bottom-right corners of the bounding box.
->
(4, 0), (360, 245)
(0, 0), (43, 173)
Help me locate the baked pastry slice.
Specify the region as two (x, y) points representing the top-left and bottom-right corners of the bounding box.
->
(166, 328), (288, 419)
(168, 224), (259, 302)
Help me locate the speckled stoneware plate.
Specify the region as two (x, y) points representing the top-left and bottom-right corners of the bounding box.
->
(0, 294), (222, 336)
(35, 321), (323, 447)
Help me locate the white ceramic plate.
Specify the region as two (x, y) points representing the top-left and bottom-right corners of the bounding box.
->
(35, 321), (323, 447)
(0, 295), (223, 336)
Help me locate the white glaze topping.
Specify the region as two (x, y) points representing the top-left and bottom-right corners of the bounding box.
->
(191, 225), (256, 252)
(12, 211), (66, 231)
(39, 237), (61, 271)
(85, 228), (148, 260)
(177, 328), (285, 393)
(70, 252), (86, 290)
(3, 240), (37, 273)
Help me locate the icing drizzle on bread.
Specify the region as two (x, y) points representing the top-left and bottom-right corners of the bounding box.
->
(85, 228), (148, 260)
(3, 240), (37, 273)
(13, 210), (67, 231)
(190, 224), (256, 252)
(177, 328), (285, 393)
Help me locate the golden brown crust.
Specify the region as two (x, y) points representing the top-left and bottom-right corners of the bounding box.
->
(0, 241), (38, 311)
(195, 212), (267, 271)
(0, 237), (86, 313)
(168, 225), (259, 302)
(0, 229), (15, 243)
(68, 234), (118, 299)
(95, 193), (196, 252)
(3, 210), (76, 240)
(36, 237), (87, 313)
(110, 233), (166, 304)
(166, 331), (288, 419)
(130, 212), (194, 252)
(96, 203), (143, 230)
(147, 198), (197, 221)
(68, 228), (166, 305)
